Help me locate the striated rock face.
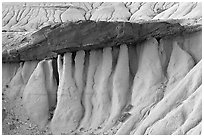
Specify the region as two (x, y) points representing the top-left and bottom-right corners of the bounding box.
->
(2, 2), (202, 135)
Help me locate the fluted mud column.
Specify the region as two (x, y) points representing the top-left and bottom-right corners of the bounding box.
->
(23, 61), (50, 129)
(78, 50), (102, 130)
(51, 52), (84, 134)
(102, 44), (130, 131)
(116, 38), (166, 134)
(89, 47), (113, 130)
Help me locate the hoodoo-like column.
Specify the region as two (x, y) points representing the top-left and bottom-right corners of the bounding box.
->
(5, 63), (23, 101)
(89, 47), (113, 130)
(116, 38), (166, 135)
(102, 44), (130, 131)
(79, 50), (102, 130)
(51, 52), (84, 134)
(43, 60), (58, 109)
(74, 50), (85, 99)
(164, 41), (195, 95)
(22, 60), (49, 129)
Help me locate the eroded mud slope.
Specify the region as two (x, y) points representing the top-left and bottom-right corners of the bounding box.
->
(2, 2), (202, 135)
(2, 30), (202, 135)
(2, 2), (202, 31)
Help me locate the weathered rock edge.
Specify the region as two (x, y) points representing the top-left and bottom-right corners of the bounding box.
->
(2, 20), (202, 63)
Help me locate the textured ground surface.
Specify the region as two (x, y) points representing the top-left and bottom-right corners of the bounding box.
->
(2, 2), (202, 31)
(2, 2), (202, 135)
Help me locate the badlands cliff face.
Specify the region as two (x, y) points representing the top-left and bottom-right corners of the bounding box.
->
(2, 2), (202, 135)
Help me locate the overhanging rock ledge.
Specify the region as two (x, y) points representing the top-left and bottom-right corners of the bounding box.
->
(2, 20), (202, 63)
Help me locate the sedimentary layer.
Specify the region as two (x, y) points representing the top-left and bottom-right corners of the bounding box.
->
(2, 20), (202, 63)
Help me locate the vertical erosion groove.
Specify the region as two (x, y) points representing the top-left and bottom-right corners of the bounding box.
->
(22, 61), (49, 129)
(90, 47), (113, 129)
(51, 52), (84, 134)
(116, 38), (166, 135)
(102, 44), (130, 131)
(78, 50), (101, 130)
(43, 60), (57, 109)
